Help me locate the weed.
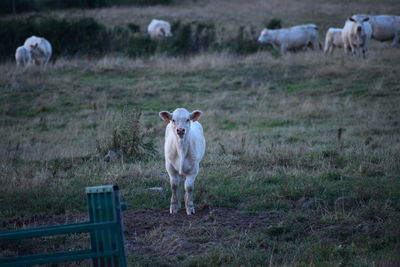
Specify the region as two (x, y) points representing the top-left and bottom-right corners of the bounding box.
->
(96, 109), (156, 162)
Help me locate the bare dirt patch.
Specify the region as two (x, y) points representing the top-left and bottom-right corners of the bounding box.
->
(2, 207), (284, 260)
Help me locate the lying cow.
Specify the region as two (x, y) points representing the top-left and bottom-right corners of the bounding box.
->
(159, 108), (205, 215)
(355, 14), (400, 46)
(258, 24), (321, 55)
(342, 16), (372, 57)
(24, 36), (52, 66)
(324, 28), (344, 54)
(147, 19), (172, 39)
(15, 46), (32, 67)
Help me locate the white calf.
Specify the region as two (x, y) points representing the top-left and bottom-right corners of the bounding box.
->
(15, 46), (32, 67)
(159, 108), (205, 215)
(258, 24), (320, 55)
(324, 28), (344, 54)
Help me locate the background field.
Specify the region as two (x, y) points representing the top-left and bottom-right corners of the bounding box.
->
(1, 0), (400, 266)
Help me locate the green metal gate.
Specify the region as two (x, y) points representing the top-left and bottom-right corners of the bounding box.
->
(0, 185), (127, 267)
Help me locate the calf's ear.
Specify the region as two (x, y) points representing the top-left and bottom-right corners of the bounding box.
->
(190, 110), (203, 122)
(159, 111), (172, 123)
(363, 17), (369, 22)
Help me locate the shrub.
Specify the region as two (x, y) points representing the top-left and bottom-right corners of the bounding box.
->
(0, 18), (36, 61)
(96, 110), (156, 162)
(158, 20), (194, 56)
(265, 18), (282, 29)
(38, 17), (109, 56)
(127, 23), (140, 33)
(0, 0), (173, 15)
(0, 0), (37, 14)
(219, 26), (261, 54)
(126, 34), (157, 57)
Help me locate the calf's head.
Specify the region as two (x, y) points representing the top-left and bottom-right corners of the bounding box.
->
(258, 29), (272, 44)
(159, 108), (203, 139)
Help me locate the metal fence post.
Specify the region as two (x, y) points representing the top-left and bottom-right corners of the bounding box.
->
(86, 185), (127, 267)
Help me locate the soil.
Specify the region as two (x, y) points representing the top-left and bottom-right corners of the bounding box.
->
(1, 207), (284, 261)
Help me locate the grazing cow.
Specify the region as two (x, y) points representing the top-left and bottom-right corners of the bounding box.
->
(23, 36), (52, 66)
(159, 108), (205, 215)
(258, 24), (321, 55)
(355, 14), (400, 46)
(147, 19), (172, 39)
(341, 16), (372, 57)
(15, 46), (32, 67)
(324, 28), (344, 54)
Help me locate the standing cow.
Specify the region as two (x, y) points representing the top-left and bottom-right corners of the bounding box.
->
(341, 16), (372, 57)
(148, 19), (172, 39)
(24, 36), (52, 66)
(324, 28), (344, 54)
(15, 46), (32, 67)
(159, 108), (205, 215)
(355, 14), (400, 46)
(258, 24), (321, 55)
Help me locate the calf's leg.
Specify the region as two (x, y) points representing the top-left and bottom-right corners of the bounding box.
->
(184, 173), (197, 215)
(167, 165), (181, 214)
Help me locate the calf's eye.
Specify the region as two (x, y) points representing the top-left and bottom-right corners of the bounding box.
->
(186, 119), (190, 122)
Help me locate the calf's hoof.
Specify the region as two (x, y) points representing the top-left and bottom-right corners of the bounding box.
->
(170, 204), (180, 214)
(186, 206), (195, 215)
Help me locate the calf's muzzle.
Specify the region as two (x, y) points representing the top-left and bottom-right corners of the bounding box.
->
(177, 128), (185, 137)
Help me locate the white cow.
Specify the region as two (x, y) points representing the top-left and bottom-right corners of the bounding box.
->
(324, 28), (344, 54)
(15, 46), (32, 67)
(23, 36), (52, 65)
(258, 24), (321, 55)
(341, 16), (372, 57)
(159, 108), (205, 215)
(355, 14), (400, 46)
(147, 19), (172, 39)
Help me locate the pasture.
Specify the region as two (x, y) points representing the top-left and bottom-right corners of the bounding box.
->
(1, 0), (400, 265)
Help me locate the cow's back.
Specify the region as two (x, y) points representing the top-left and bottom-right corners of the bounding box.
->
(371, 15), (400, 41)
(281, 27), (317, 49)
(24, 36), (41, 48)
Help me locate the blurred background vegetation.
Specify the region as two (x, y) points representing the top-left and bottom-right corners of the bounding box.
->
(0, 16), (277, 61)
(1, 0), (173, 14)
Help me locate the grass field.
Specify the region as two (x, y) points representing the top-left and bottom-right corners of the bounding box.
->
(1, 0), (400, 266)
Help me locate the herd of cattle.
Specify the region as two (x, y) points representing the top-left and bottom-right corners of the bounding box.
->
(259, 14), (399, 56)
(14, 14), (399, 67)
